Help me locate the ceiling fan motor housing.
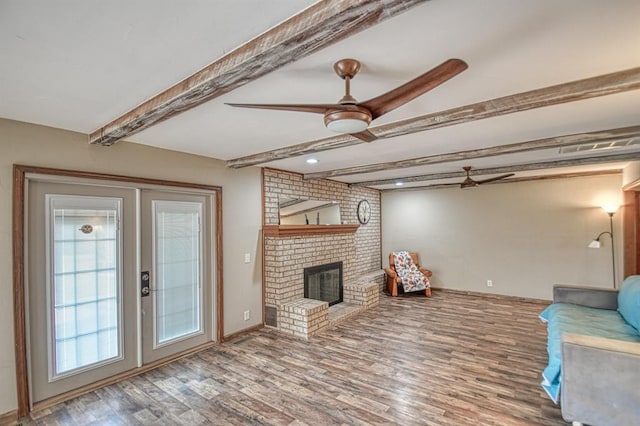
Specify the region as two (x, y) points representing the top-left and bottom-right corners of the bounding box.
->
(460, 178), (478, 189)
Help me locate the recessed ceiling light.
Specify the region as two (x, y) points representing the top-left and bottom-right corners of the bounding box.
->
(395, 181), (404, 186)
(306, 158), (319, 164)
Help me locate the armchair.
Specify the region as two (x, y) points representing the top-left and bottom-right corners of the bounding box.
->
(384, 251), (432, 297)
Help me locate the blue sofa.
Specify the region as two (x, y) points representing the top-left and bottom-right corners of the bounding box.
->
(539, 275), (640, 426)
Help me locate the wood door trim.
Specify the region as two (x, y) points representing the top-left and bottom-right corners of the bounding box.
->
(622, 177), (640, 278)
(216, 190), (224, 343)
(12, 166), (28, 417)
(261, 168), (266, 327)
(12, 164), (224, 416)
(623, 190), (640, 277)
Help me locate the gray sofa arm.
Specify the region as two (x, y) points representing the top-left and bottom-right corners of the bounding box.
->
(561, 333), (640, 426)
(553, 284), (618, 310)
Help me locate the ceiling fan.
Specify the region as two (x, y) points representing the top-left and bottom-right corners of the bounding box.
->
(226, 58), (468, 142)
(459, 166), (514, 189)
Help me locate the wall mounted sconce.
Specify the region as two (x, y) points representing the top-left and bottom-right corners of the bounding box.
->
(588, 205), (618, 288)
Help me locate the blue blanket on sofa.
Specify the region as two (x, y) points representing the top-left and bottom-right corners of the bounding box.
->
(539, 303), (640, 404)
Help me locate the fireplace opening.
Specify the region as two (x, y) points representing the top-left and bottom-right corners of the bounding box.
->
(304, 261), (343, 306)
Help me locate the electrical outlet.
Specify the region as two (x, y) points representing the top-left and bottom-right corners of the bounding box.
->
(487, 279), (493, 287)
(244, 253), (251, 263)
(243, 310), (250, 321)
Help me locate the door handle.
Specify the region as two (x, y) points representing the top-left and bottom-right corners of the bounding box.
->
(141, 271), (150, 297)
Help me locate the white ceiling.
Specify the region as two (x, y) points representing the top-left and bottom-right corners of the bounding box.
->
(2, 0), (640, 190)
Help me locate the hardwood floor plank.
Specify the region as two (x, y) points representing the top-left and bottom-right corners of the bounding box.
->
(216, 390), (297, 426)
(247, 359), (393, 424)
(19, 292), (567, 425)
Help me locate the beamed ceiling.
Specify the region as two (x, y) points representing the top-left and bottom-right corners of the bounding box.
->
(2, 0), (640, 190)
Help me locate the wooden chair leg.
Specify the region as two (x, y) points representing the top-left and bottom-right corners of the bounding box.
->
(425, 287), (432, 297)
(386, 276), (399, 296)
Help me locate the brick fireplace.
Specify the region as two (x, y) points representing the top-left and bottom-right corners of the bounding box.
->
(262, 168), (384, 339)
(264, 233), (355, 322)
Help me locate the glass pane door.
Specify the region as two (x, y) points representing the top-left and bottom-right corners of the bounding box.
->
(27, 181), (215, 405)
(50, 199), (121, 378)
(28, 182), (138, 404)
(141, 190), (212, 363)
(154, 200), (202, 345)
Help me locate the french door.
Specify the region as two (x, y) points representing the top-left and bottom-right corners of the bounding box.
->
(27, 181), (214, 405)
(140, 190), (212, 363)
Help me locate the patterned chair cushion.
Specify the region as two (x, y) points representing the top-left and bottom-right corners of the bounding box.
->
(393, 251), (430, 293)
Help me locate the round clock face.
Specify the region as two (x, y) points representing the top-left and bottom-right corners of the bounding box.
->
(357, 200), (371, 224)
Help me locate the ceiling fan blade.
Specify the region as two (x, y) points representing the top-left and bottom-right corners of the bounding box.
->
(350, 129), (377, 142)
(226, 103), (343, 114)
(359, 58), (468, 119)
(421, 182), (461, 190)
(476, 173), (515, 185)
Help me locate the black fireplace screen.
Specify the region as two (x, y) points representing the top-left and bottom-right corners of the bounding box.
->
(304, 261), (343, 306)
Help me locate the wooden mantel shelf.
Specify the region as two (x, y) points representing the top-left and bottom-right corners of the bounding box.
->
(263, 224), (360, 237)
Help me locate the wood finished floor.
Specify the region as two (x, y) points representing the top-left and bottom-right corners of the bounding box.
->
(21, 291), (565, 425)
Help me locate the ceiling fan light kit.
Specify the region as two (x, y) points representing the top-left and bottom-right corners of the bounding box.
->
(324, 110), (372, 133)
(227, 58), (468, 142)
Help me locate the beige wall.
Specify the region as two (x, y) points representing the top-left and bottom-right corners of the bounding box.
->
(0, 119), (262, 414)
(382, 174), (624, 300)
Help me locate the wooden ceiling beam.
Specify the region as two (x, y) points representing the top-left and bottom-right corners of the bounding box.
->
(385, 170), (621, 191)
(304, 125), (640, 179)
(226, 66), (640, 168)
(349, 151), (640, 187)
(89, 0), (428, 146)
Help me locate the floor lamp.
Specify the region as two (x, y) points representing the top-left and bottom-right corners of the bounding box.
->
(588, 205), (618, 288)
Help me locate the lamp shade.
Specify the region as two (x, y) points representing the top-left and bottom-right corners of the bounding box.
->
(325, 118), (369, 133)
(588, 240), (601, 249)
(324, 109), (371, 134)
(602, 204), (619, 214)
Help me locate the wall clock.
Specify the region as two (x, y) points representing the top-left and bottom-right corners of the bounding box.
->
(357, 200), (371, 224)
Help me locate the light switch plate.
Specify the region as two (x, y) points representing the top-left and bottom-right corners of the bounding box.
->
(244, 253), (250, 263)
